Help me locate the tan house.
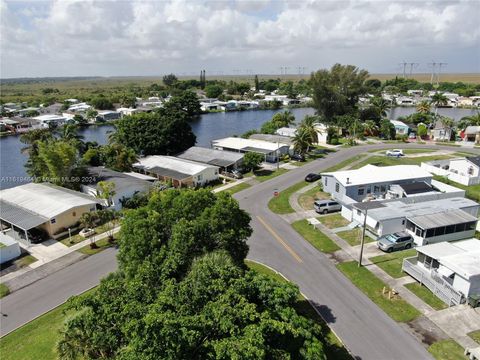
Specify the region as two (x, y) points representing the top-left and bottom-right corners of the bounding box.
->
(0, 183), (101, 243)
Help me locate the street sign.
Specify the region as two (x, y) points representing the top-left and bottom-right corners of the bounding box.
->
(273, 189), (279, 197)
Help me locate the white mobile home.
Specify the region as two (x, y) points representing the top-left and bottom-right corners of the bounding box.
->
(0, 233), (21, 264)
(321, 164), (433, 204)
(421, 156), (480, 186)
(176, 146), (244, 172)
(134, 156), (219, 188)
(212, 137), (289, 163)
(403, 239), (480, 305)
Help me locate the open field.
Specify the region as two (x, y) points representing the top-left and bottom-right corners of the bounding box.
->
(370, 73), (480, 84)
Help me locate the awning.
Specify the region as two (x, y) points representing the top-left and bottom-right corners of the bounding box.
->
(0, 199), (49, 230)
(147, 166), (192, 181)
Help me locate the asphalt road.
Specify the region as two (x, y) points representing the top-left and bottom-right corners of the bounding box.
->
(2, 143), (479, 358)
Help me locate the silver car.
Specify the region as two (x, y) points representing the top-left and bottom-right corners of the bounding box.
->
(377, 232), (413, 253)
(314, 200), (341, 214)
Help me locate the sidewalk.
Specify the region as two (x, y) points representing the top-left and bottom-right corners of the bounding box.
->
(1, 227), (121, 286)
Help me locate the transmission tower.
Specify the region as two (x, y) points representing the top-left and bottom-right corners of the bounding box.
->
(428, 61), (437, 84)
(437, 62), (447, 85)
(408, 63), (419, 78)
(399, 61), (408, 79)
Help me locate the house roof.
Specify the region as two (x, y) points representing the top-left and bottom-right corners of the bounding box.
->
(249, 134), (293, 145)
(465, 126), (480, 134)
(134, 155), (218, 177)
(212, 137), (289, 152)
(408, 209), (477, 229)
(367, 197), (479, 222)
(0, 183), (98, 220)
(0, 199), (49, 230)
(176, 146), (243, 168)
(321, 164), (432, 187)
(390, 120), (409, 127)
(86, 167), (153, 194)
(466, 156), (480, 168)
(32, 114), (66, 122)
(417, 239), (480, 279)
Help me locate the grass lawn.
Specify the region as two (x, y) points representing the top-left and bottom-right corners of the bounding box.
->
(298, 186), (330, 210)
(0, 283), (10, 298)
(59, 222), (115, 247)
(268, 181), (308, 214)
(245, 260), (352, 360)
(402, 149), (436, 154)
(467, 329), (480, 344)
(323, 154), (367, 172)
(318, 213), (350, 229)
(337, 261), (421, 323)
(428, 339), (467, 360)
(435, 142), (461, 147)
(222, 182), (251, 195)
(1, 253), (38, 272)
(336, 228), (373, 246)
(350, 155), (454, 169)
(369, 249), (416, 278)
(433, 175), (480, 202)
(253, 168), (289, 182)
(404, 283), (448, 311)
(292, 219), (341, 253)
(77, 236), (116, 256)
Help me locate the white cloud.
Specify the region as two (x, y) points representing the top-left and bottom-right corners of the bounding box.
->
(1, 0), (478, 77)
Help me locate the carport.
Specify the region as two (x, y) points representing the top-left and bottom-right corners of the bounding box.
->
(0, 200), (48, 244)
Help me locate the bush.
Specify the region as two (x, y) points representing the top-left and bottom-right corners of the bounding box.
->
(395, 134), (408, 142)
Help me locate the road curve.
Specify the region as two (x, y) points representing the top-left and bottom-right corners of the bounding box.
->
(2, 144), (479, 358)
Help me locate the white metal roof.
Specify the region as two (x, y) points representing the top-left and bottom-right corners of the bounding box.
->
(134, 156), (217, 176)
(390, 120), (409, 127)
(32, 114), (66, 122)
(123, 172), (157, 181)
(212, 137), (289, 152)
(0, 183), (98, 219)
(417, 239), (480, 279)
(322, 164), (432, 187)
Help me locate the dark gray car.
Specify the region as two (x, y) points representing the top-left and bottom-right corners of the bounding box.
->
(377, 232), (413, 252)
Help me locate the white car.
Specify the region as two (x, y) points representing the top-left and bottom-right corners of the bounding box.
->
(386, 149), (404, 157)
(79, 228), (95, 238)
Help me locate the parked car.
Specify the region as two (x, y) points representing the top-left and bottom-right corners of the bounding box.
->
(386, 149), (404, 157)
(24, 228), (48, 243)
(305, 173), (321, 182)
(314, 200), (341, 214)
(224, 170), (243, 179)
(408, 133), (416, 139)
(291, 154), (305, 161)
(377, 232), (413, 253)
(80, 228), (96, 238)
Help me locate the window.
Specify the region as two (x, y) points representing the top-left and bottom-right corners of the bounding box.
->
(380, 185), (386, 192)
(402, 219), (405, 225)
(373, 185), (380, 193)
(198, 174), (203, 181)
(357, 209), (361, 216)
(406, 220), (415, 232)
(415, 227), (423, 237)
(72, 211), (76, 217)
(468, 166), (474, 175)
(325, 177), (328, 186)
(358, 188), (365, 196)
(335, 183), (339, 193)
(366, 186), (371, 194)
(51, 218), (56, 224)
(426, 229), (435, 238)
(455, 223), (466, 233)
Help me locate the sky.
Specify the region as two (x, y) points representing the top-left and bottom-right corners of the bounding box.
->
(1, 0), (479, 78)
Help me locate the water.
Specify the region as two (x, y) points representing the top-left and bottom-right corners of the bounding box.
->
(0, 107), (477, 189)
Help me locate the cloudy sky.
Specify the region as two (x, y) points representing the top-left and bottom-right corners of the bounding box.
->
(1, 0), (479, 78)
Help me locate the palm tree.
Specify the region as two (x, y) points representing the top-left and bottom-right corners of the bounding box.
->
(370, 97), (391, 118)
(298, 115), (320, 146)
(416, 100), (431, 114)
(292, 128), (311, 156)
(19, 128), (53, 154)
(431, 93), (448, 108)
(273, 110), (296, 127)
(363, 120), (379, 136)
(460, 112), (480, 127)
(58, 124), (84, 142)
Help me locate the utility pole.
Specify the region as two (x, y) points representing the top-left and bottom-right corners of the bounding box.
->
(358, 207), (368, 267)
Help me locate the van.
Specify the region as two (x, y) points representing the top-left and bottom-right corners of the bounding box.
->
(314, 200), (341, 214)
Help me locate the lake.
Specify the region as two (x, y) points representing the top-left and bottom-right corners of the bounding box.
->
(0, 106), (476, 189)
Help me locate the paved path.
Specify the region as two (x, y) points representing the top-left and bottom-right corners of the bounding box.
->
(2, 143), (479, 357)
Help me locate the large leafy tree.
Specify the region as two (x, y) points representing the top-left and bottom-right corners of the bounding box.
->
(242, 151), (264, 171)
(260, 111), (296, 134)
(114, 108), (196, 155)
(298, 115), (320, 146)
(57, 190), (328, 359)
(163, 73), (178, 87)
(205, 84), (224, 98)
(415, 100), (431, 114)
(164, 90), (202, 118)
(311, 64), (369, 124)
(369, 97), (391, 118)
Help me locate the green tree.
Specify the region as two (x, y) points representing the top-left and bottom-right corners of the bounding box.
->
(97, 181), (116, 207)
(416, 100), (431, 114)
(114, 109), (196, 155)
(379, 119), (396, 140)
(417, 123), (428, 138)
(72, 114), (87, 126)
(298, 115), (320, 147)
(370, 97), (391, 118)
(85, 108), (98, 123)
(364, 120), (379, 136)
(89, 97), (113, 110)
(120, 95), (136, 108)
(163, 73), (178, 87)
(458, 112), (480, 129)
(165, 90), (202, 118)
(79, 211), (99, 247)
(430, 92), (448, 108)
(100, 143), (137, 171)
(293, 128), (311, 155)
(254, 74), (259, 91)
(311, 63), (369, 124)
(242, 151), (264, 171)
(204, 84), (223, 98)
